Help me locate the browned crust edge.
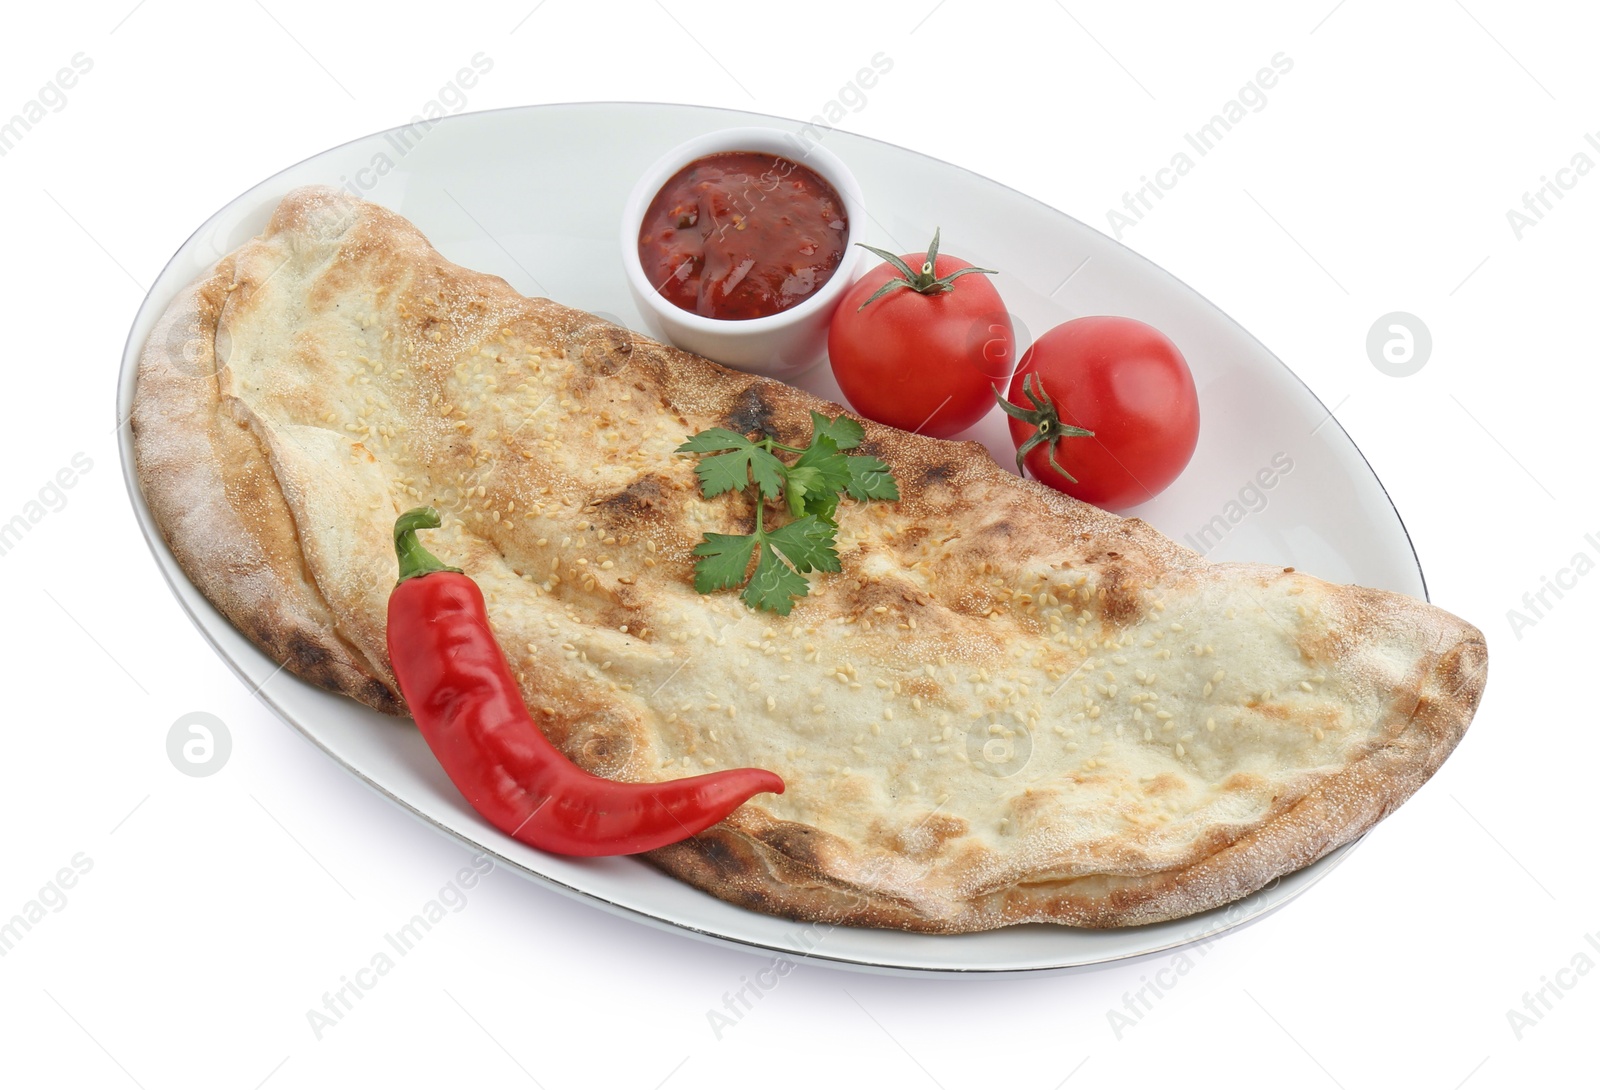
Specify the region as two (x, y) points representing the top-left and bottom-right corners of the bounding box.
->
(648, 629), (1486, 931)
(131, 250), (403, 713)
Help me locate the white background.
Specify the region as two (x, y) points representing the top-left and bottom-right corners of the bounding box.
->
(1, 1), (1593, 1087)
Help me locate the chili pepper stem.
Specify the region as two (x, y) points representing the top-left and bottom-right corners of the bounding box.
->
(394, 506), (464, 583)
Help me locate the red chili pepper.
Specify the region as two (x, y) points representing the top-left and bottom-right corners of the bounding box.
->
(386, 507), (783, 856)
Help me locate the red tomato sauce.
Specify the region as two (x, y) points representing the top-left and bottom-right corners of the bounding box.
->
(637, 151), (849, 321)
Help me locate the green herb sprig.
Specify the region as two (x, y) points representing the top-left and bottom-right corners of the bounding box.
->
(676, 411), (899, 615)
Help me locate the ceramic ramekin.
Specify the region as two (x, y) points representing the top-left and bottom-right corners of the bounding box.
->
(620, 126), (867, 379)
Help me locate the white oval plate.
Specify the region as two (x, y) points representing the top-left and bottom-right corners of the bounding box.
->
(118, 102), (1422, 976)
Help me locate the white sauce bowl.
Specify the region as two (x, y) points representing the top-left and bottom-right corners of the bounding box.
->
(620, 126), (867, 379)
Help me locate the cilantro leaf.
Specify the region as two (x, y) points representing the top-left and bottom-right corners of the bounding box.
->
(693, 519), (839, 615)
(690, 533), (757, 593)
(745, 449), (788, 499)
(678, 414), (896, 615)
(688, 438), (787, 499)
(691, 450), (756, 498)
(675, 428), (758, 454)
(808, 411), (865, 451)
(787, 436), (852, 520)
(765, 515), (841, 575)
(742, 541), (812, 616)
(792, 436), (853, 491)
(795, 485), (840, 524)
(783, 464), (825, 519)
(843, 455), (900, 502)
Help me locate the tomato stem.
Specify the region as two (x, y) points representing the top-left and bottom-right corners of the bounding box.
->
(854, 228), (998, 310)
(994, 374), (1096, 483)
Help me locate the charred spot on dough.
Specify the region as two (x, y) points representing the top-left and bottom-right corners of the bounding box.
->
(287, 633), (330, 668)
(1097, 565), (1141, 626)
(919, 461), (956, 487)
(727, 884), (773, 913)
(724, 383), (779, 438)
(692, 829), (752, 878)
(760, 822), (830, 869)
(852, 437), (894, 467)
(596, 474), (668, 521)
(363, 677), (402, 714)
(272, 630), (401, 715)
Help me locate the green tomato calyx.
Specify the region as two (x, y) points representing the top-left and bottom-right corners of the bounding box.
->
(994, 373), (1096, 483)
(854, 229), (999, 310)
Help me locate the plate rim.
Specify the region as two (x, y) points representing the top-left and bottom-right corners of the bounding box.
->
(115, 99), (1422, 976)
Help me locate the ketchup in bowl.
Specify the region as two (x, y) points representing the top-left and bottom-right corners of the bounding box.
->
(637, 151), (849, 321)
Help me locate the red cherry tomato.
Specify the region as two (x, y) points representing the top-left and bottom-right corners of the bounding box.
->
(828, 232), (1014, 439)
(999, 316), (1199, 510)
